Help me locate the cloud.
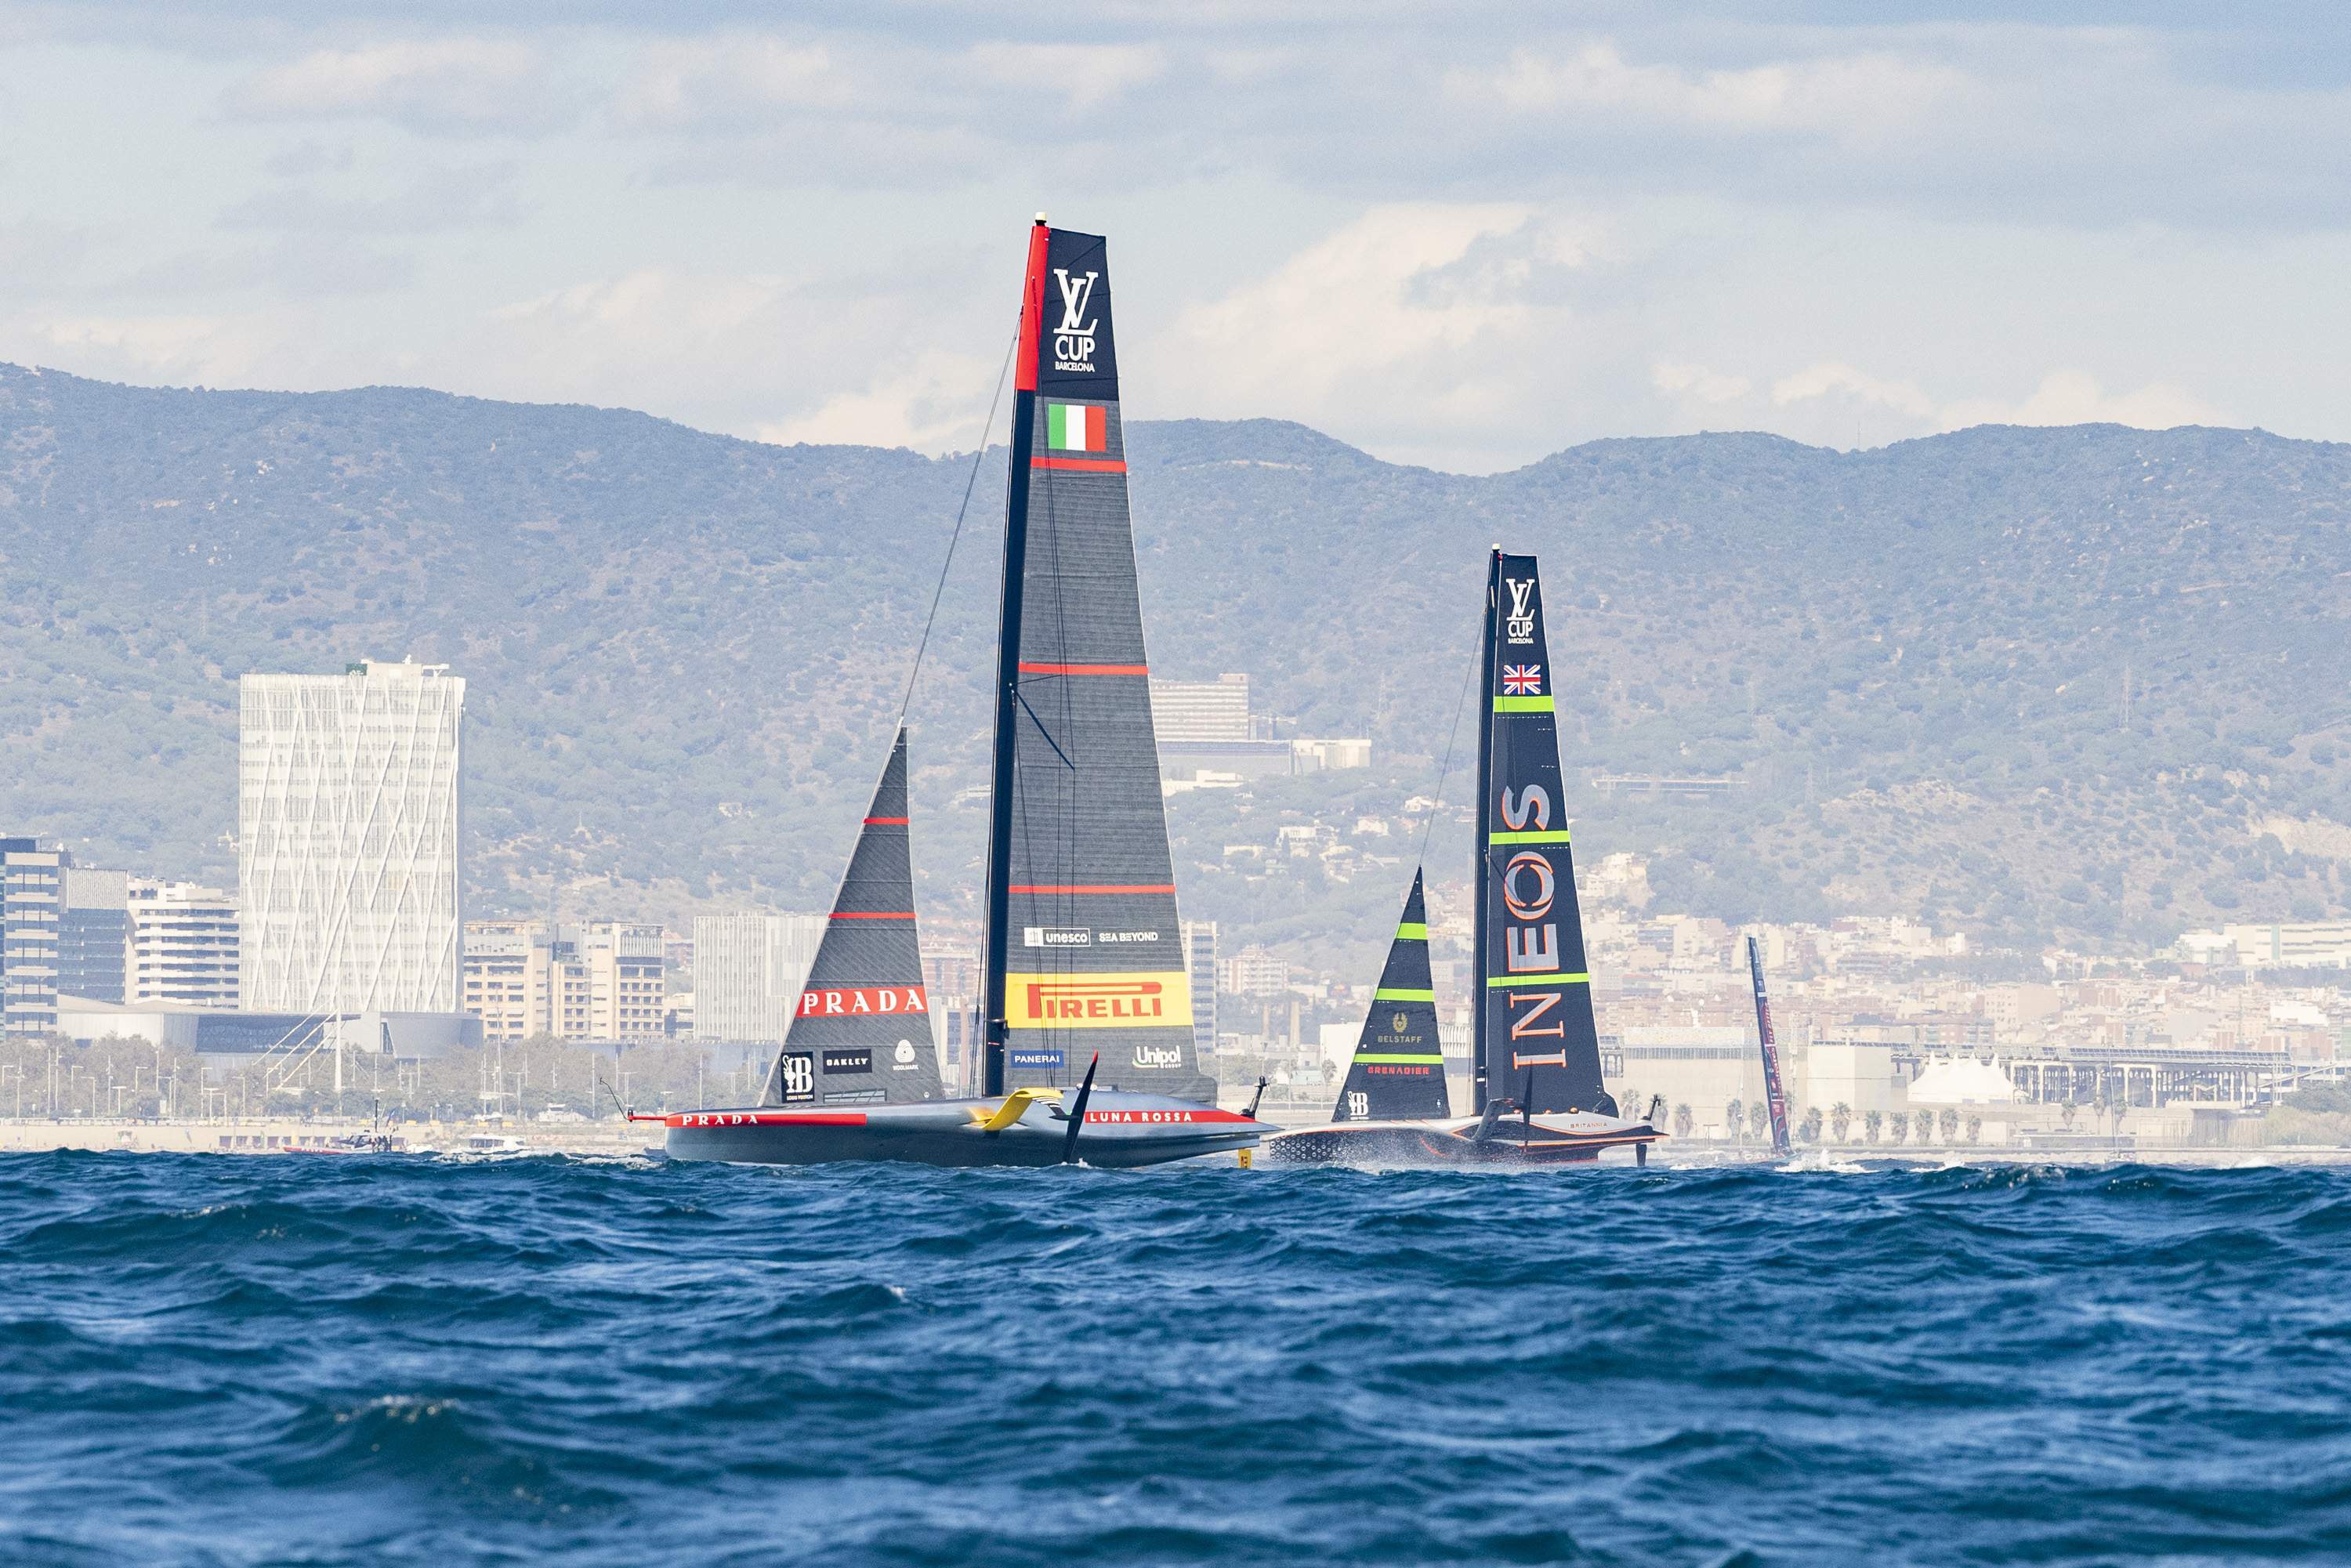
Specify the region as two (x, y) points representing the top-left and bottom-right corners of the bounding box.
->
(1458, 40), (1966, 138)
(756, 348), (998, 451)
(966, 42), (1168, 113)
(223, 38), (570, 136)
(1652, 360), (1751, 405)
(1773, 360), (1936, 420)
(22, 312), (267, 382)
(220, 163), (525, 234)
(1939, 370), (2226, 432)
(613, 34), (849, 130)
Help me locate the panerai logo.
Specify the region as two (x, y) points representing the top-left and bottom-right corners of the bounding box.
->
(1052, 268), (1100, 373)
(1504, 577), (1537, 644)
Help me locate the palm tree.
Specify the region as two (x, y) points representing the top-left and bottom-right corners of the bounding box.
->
(1799, 1106), (1823, 1144)
(1829, 1102), (1853, 1144)
(1965, 1114), (1983, 1145)
(1674, 1103), (1694, 1139)
(1889, 1110), (1909, 1144)
(1939, 1107), (1960, 1143)
(1863, 1110), (1883, 1144)
(2059, 1102), (2077, 1133)
(1726, 1097), (1745, 1144)
(1750, 1102), (1770, 1140)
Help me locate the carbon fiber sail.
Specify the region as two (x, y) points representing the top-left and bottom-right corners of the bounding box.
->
(1473, 551), (1617, 1117)
(1748, 934), (1792, 1157)
(763, 726), (944, 1109)
(981, 221), (1212, 1103)
(1331, 869), (1451, 1122)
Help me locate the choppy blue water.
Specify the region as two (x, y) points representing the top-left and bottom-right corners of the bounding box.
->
(3, 1154), (2349, 1566)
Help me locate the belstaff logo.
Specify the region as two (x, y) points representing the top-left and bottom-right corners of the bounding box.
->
(1052, 268), (1101, 374)
(1005, 970), (1194, 1029)
(1504, 577), (1538, 644)
(1391, 1012), (1409, 1034)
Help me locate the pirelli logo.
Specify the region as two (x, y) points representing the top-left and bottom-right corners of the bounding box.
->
(1006, 970), (1194, 1029)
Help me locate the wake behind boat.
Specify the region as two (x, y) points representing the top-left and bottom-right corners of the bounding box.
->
(1261, 549), (1661, 1167)
(664, 217), (1268, 1169)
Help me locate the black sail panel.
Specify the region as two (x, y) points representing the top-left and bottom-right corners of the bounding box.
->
(1477, 552), (1616, 1117)
(1332, 869), (1451, 1122)
(765, 726), (944, 1108)
(984, 224), (1211, 1101)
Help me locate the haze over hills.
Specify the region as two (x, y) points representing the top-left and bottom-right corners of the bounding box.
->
(2, 362), (2347, 978)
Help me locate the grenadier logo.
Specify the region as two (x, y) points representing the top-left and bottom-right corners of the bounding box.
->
(1005, 970), (1194, 1029)
(798, 985), (928, 1019)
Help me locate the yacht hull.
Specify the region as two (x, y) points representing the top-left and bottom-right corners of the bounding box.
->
(661, 1092), (1269, 1170)
(1258, 1111), (1662, 1167)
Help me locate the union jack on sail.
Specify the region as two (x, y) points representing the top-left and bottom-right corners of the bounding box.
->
(1502, 664), (1544, 695)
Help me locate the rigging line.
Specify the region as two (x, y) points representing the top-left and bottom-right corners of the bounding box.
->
(1415, 625), (1483, 872)
(897, 320), (1020, 724)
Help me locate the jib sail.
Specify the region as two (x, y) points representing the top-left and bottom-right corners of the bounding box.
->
(1331, 868), (1451, 1123)
(980, 219), (1212, 1103)
(1473, 550), (1617, 1117)
(763, 726), (944, 1109)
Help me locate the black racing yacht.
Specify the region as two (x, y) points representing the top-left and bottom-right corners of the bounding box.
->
(1259, 549), (1662, 1166)
(659, 218), (1271, 1168)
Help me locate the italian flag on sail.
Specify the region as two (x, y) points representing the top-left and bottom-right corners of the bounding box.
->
(1046, 402), (1107, 453)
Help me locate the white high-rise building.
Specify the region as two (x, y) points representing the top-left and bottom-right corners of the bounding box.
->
(691, 913), (826, 1044)
(127, 878), (241, 1009)
(239, 659), (465, 1013)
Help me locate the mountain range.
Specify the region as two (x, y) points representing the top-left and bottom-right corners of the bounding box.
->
(3, 362), (2346, 976)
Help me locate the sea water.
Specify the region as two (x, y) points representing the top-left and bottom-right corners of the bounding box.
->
(4, 1152), (2348, 1566)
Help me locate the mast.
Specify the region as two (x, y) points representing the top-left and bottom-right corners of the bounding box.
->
(1747, 933), (1792, 1157)
(980, 217), (1052, 1099)
(1471, 549), (1500, 1105)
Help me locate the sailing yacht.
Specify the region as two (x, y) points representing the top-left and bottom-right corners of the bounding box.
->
(661, 219), (1271, 1168)
(1259, 549), (1662, 1166)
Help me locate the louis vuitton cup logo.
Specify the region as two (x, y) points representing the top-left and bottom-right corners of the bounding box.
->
(1504, 577), (1537, 644)
(1052, 268), (1101, 374)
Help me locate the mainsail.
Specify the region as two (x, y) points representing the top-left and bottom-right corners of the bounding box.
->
(1746, 933), (1792, 1157)
(981, 220), (1212, 1102)
(763, 725), (944, 1109)
(1473, 550), (1617, 1117)
(1331, 869), (1451, 1122)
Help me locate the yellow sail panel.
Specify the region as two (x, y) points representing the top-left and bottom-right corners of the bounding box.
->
(1005, 970), (1194, 1030)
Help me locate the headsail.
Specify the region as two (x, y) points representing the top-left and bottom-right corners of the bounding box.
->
(763, 726), (944, 1109)
(1473, 550), (1617, 1117)
(1331, 869), (1451, 1123)
(1746, 934), (1792, 1157)
(981, 220), (1212, 1102)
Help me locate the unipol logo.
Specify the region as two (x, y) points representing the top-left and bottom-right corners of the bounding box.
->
(1132, 1043), (1183, 1070)
(1052, 268), (1100, 374)
(1504, 577), (1537, 644)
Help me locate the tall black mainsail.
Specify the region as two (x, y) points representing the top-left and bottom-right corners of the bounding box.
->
(1473, 550), (1617, 1117)
(763, 725), (944, 1109)
(981, 220), (1212, 1103)
(1331, 868), (1451, 1122)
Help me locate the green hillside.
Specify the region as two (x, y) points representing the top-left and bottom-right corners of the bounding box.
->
(2, 364), (2346, 975)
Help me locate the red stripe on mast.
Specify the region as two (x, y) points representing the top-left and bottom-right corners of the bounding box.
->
(1015, 219), (1050, 393)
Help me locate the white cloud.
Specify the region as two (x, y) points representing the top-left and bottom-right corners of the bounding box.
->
(24, 312), (267, 382)
(1939, 369), (2226, 432)
(1652, 360), (1751, 405)
(614, 35), (849, 130)
(1456, 40), (1965, 136)
(967, 42), (1168, 113)
(757, 348), (998, 451)
(224, 38), (567, 136)
(1773, 360), (1936, 419)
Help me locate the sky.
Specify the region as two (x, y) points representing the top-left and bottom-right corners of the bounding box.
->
(5, 2), (2351, 473)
